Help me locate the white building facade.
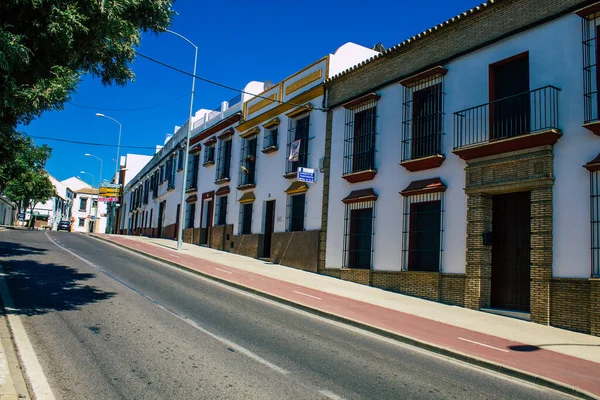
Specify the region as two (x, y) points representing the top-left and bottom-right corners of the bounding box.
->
(322, 0), (600, 335)
(121, 43), (378, 271)
(61, 177), (107, 233)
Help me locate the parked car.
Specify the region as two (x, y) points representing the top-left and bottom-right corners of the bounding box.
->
(57, 221), (71, 232)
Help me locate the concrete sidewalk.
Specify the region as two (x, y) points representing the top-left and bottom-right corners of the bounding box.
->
(94, 233), (600, 399)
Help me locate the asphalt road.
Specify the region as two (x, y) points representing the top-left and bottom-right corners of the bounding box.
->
(0, 229), (574, 400)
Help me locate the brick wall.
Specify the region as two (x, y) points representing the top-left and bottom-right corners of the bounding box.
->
(209, 224), (233, 251)
(192, 228), (201, 245)
(183, 228), (193, 244)
(230, 234), (262, 258)
(440, 274), (467, 306)
(318, 268), (342, 279)
(340, 269), (371, 285)
(591, 280), (600, 336)
(271, 230), (320, 272)
(372, 271), (440, 301)
(326, 0), (586, 107)
(551, 278), (590, 334)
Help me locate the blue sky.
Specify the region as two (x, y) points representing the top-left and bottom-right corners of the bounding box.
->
(24, 0), (479, 185)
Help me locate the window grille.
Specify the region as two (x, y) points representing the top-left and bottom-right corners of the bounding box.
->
(216, 138), (233, 181)
(178, 148), (184, 170)
(591, 170), (600, 277)
(239, 136), (258, 186)
(402, 192), (444, 271)
(185, 202), (196, 229)
(215, 195), (228, 226)
(286, 194), (306, 232)
(152, 171), (158, 198)
(582, 11), (600, 123)
(342, 201), (376, 269)
(204, 144), (215, 165)
(286, 113), (310, 174)
(186, 153), (200, 190)
(343, 100), (377, 175)
(169, 155), (177, 189)
(264, 127), (278, 149)
(239, 203), (253, 234)
(401, 74), (445, 161)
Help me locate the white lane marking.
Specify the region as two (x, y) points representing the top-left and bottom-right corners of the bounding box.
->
(293, 291), (321, 300)
(0, 263), (55, 400)
(45, 232), (288, 375)
(214, 268), (233, 275)
(458, 337), (510, 353)
(319, 390), (346, 400)
(168, 254), (180, 258)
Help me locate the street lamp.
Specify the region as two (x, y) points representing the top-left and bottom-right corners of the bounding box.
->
(96, 114), (123, 235)
(80, 171), (95, 188)
(95, 113), (122, 178)
(85, 153), (103, 233)
(165, 29), (198, 251)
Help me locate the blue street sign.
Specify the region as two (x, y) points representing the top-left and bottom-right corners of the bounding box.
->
(297, 167), (316, 183)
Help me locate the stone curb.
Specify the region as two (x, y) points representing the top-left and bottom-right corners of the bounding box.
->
(89, 234), (598, 400)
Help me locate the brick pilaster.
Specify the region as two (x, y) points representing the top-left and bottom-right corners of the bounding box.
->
(530, 187), (553, 324)
(464, 194), (492, 309)
(591, 279), (600, 336)
(318, 110), (333, 270)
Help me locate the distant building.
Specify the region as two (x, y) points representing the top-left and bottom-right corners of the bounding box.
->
(0, 196), (15, 226)
(30, 175), (73, 229)
(61, 177), (107, 233)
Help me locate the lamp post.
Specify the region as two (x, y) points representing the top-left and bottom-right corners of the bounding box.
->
(79, 171), (95, 188)
(96, 113), (122, 234)
(85, 153), (103, 233)
(95, 114), (122, 177)
(165, 29), (198, 251)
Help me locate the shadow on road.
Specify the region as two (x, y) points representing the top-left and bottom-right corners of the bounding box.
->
(0, 241), (116, 316)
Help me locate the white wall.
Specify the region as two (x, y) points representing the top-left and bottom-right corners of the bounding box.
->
(328, 42), (380, 78)
(326, 13), (596, 279)
(71, 193), (107, 233)
(0, 197), (14, 226)
(122, 154), (153, 187)
(325, 83), (467, 273)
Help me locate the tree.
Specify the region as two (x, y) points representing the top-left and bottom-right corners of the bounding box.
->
(0, 0), (175, 160)
(1, 0), (174, 128)
(0, 132), (52, 193)
(5, 170), (56, 226)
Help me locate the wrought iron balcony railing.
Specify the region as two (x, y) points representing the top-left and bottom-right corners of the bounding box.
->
(453, 85), (560, 150)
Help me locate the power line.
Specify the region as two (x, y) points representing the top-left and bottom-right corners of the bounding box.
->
(68, 92), (190, 112)
(27, 135), (157, 150)
(135, 51), (325, 111)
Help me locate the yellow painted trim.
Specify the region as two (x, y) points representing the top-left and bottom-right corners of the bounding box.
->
(284, 56), (328, 83)
(286, 103), (313, 118)
(285, 69), (323, 96)
(248, 93), (277, 115)
(284, 181), (309, 195)
(238, 192), (255, 204)
(262, 117), (281, 129)
(236, 85), (324, 132)
(240, 126), (260, 138)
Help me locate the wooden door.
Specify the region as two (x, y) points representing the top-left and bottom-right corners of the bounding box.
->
(263, 201), (275, 258)
(490, 53), (530, 139)
(175, 204), (180, 240)
(491, 191), (531, 312)
(158, 201), (165, 238)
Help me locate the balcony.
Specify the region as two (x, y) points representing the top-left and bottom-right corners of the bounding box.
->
(453, 86), (561, 160)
